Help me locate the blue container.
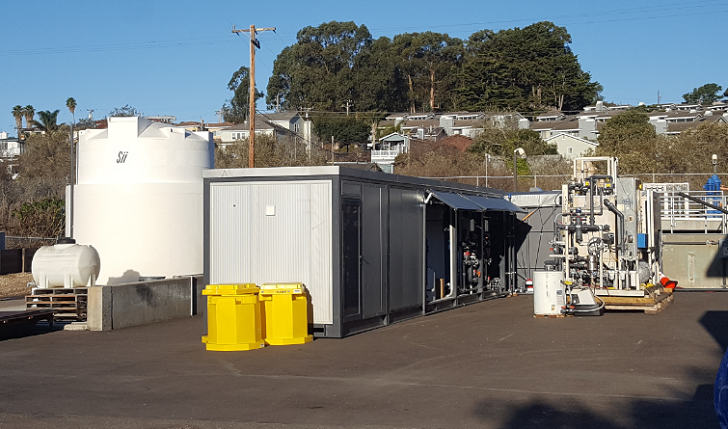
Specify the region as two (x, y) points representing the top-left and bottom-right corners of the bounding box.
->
(637, 233), (647, 249)
(704, 174), (722, 192)
(704, 175), (723, 216)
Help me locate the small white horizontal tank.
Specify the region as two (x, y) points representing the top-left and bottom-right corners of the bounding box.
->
(72, 116), (213, 284)
(533, 270), (565, 316)
(32, 239), (101, 288)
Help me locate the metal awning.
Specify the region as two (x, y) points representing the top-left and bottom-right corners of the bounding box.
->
(427, 191), (482, 211)
(461, 194), (526, 213)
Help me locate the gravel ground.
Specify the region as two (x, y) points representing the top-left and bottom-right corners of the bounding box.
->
(0, 273), (34, 299)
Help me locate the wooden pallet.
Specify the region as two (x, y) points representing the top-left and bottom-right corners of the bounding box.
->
(602, 293), (674, 314)
(26, 288), (88, 321)
(31, 287), (88, 295)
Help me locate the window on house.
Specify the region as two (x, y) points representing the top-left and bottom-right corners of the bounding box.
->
(567, 147), (573, 154)
(294, 123), (300, 133)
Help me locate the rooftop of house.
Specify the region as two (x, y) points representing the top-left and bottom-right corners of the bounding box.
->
(450, 119), (483, 128)
(649, 111), (703, 120)
(575, 110), (624, 120)
(261, 112), (301, 122)
(536, 113), (566, 121)
(530, 117), (580, 131)
(666, 121), (704, 134)
(226, 117), (284, 131)
(545, 132), (598, 146)
(400, 119), (440, 129)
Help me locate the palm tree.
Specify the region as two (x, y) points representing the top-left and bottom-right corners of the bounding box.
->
(23, 105), (35, 130)
(11, 105), (23, 133)
(66, 97), (78, 189)
(32, 110), (61, 133)
(66, 98), (76, 124)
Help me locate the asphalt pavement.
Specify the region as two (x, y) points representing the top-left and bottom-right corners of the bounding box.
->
(0, 291), (725, 429)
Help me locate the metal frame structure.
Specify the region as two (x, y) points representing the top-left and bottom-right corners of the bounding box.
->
(553, 157), (662, 296)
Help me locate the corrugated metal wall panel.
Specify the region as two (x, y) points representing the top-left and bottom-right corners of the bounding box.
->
(209, 181), (333, 324)
(210, 184), (251, 286)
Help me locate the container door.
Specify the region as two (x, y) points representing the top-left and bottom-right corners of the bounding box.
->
(361, 184), (386, 318)
(342, 199), (361, 319)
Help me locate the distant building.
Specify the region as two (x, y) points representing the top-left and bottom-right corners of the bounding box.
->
(218, 112), (312, 150)
(544, 133), (598, 159)
(370, 132), (410, 173)
(0, 131), (23, 158)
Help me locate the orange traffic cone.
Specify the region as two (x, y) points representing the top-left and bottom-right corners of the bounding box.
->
(659, 273), (678, 293)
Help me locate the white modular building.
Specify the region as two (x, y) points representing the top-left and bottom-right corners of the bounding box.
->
(71, 116), (214, 285)
(203, 167), (524, 337)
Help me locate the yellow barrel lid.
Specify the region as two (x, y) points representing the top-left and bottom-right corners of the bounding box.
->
(203, 284), (259, 295)
(260, 282), (305, 294)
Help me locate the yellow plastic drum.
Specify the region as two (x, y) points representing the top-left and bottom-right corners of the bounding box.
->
(202, 284), (265, 351)
(259, 283), (313, 345)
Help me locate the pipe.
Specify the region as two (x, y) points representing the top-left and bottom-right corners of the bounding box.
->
(677, 192), (728, 215)
(603, 200), (624, 290)
(604, 200), (624, 254)
(587, 175), (611, 225)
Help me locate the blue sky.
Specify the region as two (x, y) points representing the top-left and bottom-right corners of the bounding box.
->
(1, 0), (725, 133)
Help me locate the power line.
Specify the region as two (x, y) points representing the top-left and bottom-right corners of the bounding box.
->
(0, 36), (237, 57)
(4, 2), (724, 57)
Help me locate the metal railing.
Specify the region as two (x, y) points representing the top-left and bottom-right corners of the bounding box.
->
(659, 191), (728, 234)
(371, 149), (404, 160)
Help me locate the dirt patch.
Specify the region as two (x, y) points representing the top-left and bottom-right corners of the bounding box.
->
(0, 273), (34, 299)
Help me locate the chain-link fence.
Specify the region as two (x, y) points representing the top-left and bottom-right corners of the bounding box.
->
(418, 172), (727, 192)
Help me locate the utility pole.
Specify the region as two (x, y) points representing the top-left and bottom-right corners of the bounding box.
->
(341, 100), (353, 115)
(232, 24), (276, 168)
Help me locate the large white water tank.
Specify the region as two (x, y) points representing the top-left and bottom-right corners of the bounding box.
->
(533, 270), (565, 316)
(32, 241), (101, 288)
(71, 116), (213, 285)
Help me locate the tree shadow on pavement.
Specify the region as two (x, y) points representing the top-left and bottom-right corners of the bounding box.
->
(701, 311), (728, 351)
(474, 393), (718, 429)
(474, 310), (728, 429)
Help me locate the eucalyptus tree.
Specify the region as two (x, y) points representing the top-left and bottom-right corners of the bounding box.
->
(413, 32), (464, 111)
(683, 83), (723, 104)
(456, 21), (599, 112)
(108, 105), (141, 117)
(266, 21), (373, 111)
(221, 66), (263, 123)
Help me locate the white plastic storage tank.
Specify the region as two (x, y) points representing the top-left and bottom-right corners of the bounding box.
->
(71, 116), (213, 284)
(32, 239), (100, 288)
(533, 270), (565, 316)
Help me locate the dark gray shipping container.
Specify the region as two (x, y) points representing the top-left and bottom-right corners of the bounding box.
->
(203, 167), (523, 338)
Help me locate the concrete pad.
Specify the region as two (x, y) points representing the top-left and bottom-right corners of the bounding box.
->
(62, 322), (89, 331)
(0, 292), (724, 428)
(0, 297), (26, 312)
